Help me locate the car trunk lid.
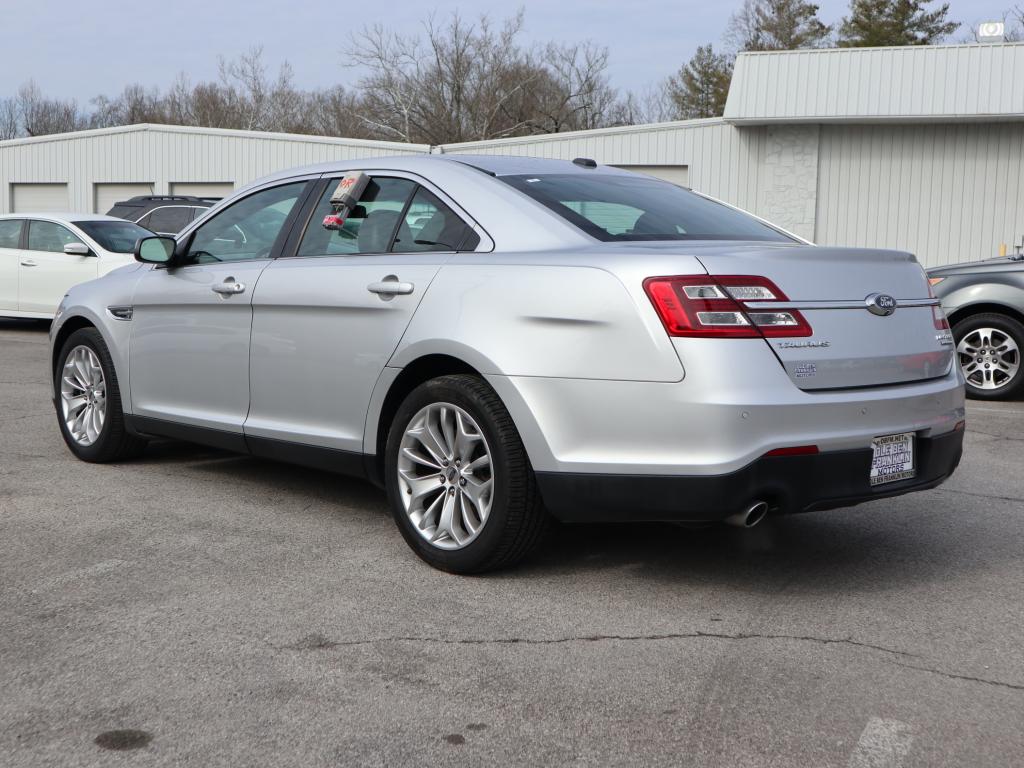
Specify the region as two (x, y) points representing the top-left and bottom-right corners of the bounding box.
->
(692, 245), (954, 390)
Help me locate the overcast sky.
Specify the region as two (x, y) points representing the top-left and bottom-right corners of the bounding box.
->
(0, 0), (1013, 101)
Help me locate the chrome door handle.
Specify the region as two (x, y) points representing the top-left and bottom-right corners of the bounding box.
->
(367, 279), (414, 297)
(20, 260), (36, 267)
(212, 279), (246, 295)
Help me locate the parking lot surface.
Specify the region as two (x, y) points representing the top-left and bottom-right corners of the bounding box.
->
(1, 318), (1022, 767)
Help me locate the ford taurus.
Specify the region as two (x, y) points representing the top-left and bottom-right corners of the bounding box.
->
(49, 155), (966, 572)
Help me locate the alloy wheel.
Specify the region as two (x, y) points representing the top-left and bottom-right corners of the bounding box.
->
(60, 345), (107, 446)
(397, 402), (494, 550)
(957, 327), (1020, 391)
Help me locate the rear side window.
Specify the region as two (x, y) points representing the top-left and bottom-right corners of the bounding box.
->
(73, 221), (153, 253)
(146, 206), (193, 234)
(27, 221), (84, 253)
(0, 219), (22, 248)
(392, 187), (479, 252)
(501, 173), (792, 243)
(107, 204), (143, 220)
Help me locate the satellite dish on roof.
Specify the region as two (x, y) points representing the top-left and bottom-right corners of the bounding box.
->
(977, 21), (1006, 42)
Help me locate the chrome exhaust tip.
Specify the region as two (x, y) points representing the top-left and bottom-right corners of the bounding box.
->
(724, 501), (769, 529)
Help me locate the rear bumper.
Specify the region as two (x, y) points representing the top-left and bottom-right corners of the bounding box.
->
(536, 427), (964, 523)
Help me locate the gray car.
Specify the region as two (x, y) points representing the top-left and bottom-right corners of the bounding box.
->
(928, 255), (1024, 400)
(48, 155), (965, 573)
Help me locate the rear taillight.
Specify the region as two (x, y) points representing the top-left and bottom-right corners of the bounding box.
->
(927, 283), (950, 330)
(643, 275), (812, 338)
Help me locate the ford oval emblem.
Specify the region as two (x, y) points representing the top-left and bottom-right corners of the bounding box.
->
(865, 293), (897, 316)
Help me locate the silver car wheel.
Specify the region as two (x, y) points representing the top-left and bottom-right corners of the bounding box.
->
(957, 327), (1020, 391)
(397, 402), (494, 551)
(60, 345), (107, 446)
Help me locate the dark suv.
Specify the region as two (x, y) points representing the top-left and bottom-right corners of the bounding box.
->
(106, 195), (219, 236)
(929, 255), (1024, 400)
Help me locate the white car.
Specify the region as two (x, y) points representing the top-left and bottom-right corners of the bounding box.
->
(0, 213), (153, 319)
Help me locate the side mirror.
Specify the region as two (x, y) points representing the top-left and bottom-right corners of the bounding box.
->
(64, 243), (92, 257)
(135, 235), (176, 265)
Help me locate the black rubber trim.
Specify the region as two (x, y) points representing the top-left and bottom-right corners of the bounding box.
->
(246, 434), (366, 479)
(124, 415), (368, 480)
(535, 429), (964, 523)
(126, 415), (249, 453)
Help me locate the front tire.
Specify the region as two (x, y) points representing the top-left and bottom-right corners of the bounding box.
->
(953, 313), (1024, 400)
(384, 374), (549, 574)
(55, 327), (147, 462)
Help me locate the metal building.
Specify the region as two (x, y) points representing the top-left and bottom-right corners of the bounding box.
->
(0, 124), (426, 215)
(1, 42), (1022, 267)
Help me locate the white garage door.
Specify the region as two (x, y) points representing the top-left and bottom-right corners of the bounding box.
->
(170, 182), (234, 199)
(11, 183), (69, 213)
(94, 183), (153, 214)
(613, 165), (689, 187)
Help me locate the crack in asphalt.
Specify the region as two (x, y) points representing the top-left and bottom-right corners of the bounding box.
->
(274, 632), (1024, 693)
(937, 487), (1024, 505)
(0, 411), (50, 423)
(275, 630), (918, 658)
(885, 660), (1024, 692)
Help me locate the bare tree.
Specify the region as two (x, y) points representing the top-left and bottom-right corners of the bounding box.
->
(0, 98), (18, 140)
(17, 81), (85, 136)
(608, 85), (675, 126)
(307, 85), (373, 139)
(0, 14), (653, 141)
(523, 42), (618, 134)
(346, 11), (628, 143)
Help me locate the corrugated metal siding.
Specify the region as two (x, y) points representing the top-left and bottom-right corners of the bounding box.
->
(726, 43), (1024, 124)
(0, 125), (427, 213)
(816, 123), (1024, 266)
(443, 119), (765, 212)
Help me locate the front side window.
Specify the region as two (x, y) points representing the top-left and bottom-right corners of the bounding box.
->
(146, 206), (193, 235)
(27, 221), (84, 253)
(187, 182), (307, 264)
(297, 177), (416, 257)
(501, 173), (793, 243)
(0, 219), (23, 249)
(73, 221), (153, 254)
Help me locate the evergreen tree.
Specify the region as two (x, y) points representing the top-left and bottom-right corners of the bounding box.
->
(728, 0), (832, 51)
(667, 45), (733, 119)
(837, 0), (959, 46)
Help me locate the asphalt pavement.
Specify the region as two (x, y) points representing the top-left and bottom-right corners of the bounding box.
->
(1, 318), (1022, 767)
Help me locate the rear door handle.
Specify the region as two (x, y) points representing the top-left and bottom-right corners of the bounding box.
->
(212, 278), (246, 296)
(20, 260), (36, 267)
(367, 279), (414, 297)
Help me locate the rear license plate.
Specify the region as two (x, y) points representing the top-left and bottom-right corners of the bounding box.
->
(870, 432), (916, 486)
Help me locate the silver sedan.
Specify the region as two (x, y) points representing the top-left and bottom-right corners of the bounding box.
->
(49, 155), (966, 572)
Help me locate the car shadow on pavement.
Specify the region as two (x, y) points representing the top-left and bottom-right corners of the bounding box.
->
(130, 439), (991, 594)
(524, 509), (985, 596)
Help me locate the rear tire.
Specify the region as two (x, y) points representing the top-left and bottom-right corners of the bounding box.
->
(953, 313), (1024, 400)
(384, 374), (549, 574)
(55, 327), (147, 462)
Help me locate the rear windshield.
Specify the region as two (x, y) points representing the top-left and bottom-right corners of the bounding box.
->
(501, 173), (793, 243)
(73, 220), (154, 253)
(106, 204), (144, 220)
